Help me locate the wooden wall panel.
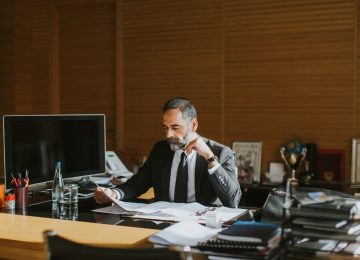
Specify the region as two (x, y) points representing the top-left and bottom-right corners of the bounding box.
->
(2, 0), (360, 184)
(31, 0), (51, 114)
(14, 0), (34, 114)
(0, 1), (15, 177)
(54, 2), (116, 150)
(224, 0), (355, 179)
(0, 1), (15, 113)
(123, 0), (223, 155)
(356, 0), (360, 138)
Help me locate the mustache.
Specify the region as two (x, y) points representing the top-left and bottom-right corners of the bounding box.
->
(167, 137), (187, 150)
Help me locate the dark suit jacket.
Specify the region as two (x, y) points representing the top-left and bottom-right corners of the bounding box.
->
(116, 138), (241, 208)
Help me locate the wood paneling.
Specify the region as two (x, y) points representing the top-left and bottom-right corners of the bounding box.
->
(2, 0), (360, 183)
(0, 1), (15, 177)
(14, 0), (34, 114)
(122, 0), (223, 155)
(224, 0), (356, 179)
(31, 0), (51, 114)
(52, 1), (116, 150)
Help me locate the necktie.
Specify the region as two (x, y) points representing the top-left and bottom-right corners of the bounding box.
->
(174, 152), (188, 203)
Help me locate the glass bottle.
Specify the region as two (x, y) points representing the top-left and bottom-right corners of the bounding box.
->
(52, 161), (64, 203)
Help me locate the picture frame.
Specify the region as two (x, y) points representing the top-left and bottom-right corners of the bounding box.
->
(351, 138), (360, 187)
(264, 161), (285, 184)
(316, 149), (345, 183)
(232, 141), (262, 183)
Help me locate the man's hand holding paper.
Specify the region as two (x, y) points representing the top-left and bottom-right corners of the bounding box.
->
(94, 185), (117, 204)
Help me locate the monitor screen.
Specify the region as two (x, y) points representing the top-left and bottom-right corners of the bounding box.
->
(3, 114), (106, 191)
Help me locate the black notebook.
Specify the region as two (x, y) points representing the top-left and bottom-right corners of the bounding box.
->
(197, 239), (265, 252)
(217, 221), (280, 243)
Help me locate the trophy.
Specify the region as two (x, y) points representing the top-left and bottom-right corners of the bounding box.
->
(280, 140), (307, 206)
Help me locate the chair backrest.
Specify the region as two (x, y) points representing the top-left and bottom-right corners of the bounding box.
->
(43, 230), (182, 260)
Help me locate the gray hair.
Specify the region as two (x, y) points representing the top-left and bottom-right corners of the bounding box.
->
(162, 97), (197, 120)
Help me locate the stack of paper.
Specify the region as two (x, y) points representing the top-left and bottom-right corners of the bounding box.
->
(93, 185), (246, 223)
(93, 200), (246, 223)
(148, 220), (220, 246)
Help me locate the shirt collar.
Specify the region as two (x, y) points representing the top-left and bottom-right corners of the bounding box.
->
(175, 149), (196, 159)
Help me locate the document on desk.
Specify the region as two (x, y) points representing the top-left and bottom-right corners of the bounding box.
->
(148, 220), (221, 246)
(134, 203), (247, 224)
(92, 201), (179, 215)
(94, 184), (247, 222)
(93, 201), (246, 223)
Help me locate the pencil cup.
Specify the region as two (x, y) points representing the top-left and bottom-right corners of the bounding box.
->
(15, 187), (29, 209)
(60, 184), (78, 204)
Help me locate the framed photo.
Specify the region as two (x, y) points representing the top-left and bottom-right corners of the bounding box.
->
(264, 162), (285, 184)
(351, 138), (360, 187)
(232, 141), (262, 183)
(316, 149), (345, 183)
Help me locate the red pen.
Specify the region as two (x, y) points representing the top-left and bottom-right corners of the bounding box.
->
(11, 179), (17, 188)
(11, 173), (17, 187)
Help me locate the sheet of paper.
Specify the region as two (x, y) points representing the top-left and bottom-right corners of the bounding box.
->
(89, 176), (113, 185)
(95, 183), (147, 212)
(92, 204), (126, 214)
(133, 201), (183, 214)
(148, 220), (221, 246)
(214, 206), (247, 222)
(95, 184), (247, 223)
(131, 205), (247, 223)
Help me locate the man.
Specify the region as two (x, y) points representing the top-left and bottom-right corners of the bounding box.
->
(95, 97), (241, 207)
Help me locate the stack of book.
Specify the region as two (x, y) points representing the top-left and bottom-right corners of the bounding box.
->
(197, 221), (284, 259)
(288, 195), (360, 255)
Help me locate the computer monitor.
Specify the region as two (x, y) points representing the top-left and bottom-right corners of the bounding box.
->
(3, 114), (106, 191)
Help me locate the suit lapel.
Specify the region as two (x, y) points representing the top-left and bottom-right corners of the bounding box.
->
(161, 148), (174, 201)
(195, 153), (206, 200)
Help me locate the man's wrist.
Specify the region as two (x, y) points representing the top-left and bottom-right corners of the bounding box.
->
(208, 161), (220, 172)
(113, 189), (121, 200)
(205, 152), (214, 161)
(206, 154), (217, 169)
(208, 161), (217, 169)
(207, 156), (215, 164)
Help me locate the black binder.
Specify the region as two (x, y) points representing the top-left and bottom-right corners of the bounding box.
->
(197, 239), (265, 252)
(195, 239), (284, 260)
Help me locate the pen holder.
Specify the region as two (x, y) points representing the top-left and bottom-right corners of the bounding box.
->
(15, 187), (29, 209)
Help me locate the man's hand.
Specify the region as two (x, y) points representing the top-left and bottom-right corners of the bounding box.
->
(94, 187), (116, 204)
(184, 133), (214, 160)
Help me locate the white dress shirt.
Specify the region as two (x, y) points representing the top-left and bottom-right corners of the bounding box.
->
(114, 149), (220, 201)
(169, 149), (220, 202)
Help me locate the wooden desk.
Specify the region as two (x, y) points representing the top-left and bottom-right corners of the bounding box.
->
(138, 187), (155, 200)
(0, 213), (157, 260)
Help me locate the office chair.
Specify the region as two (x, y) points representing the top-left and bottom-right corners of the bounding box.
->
(43, 230), (182, 260)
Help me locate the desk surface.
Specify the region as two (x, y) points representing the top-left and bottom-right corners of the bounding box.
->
(0, 212), (156, 246)
(0, 212), (157, 260)
(0, 193), (161, 260)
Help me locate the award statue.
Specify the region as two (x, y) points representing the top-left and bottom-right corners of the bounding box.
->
(280, 140), (307, 206)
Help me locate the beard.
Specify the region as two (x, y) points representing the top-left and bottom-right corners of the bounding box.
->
(167, 133), (191, 152)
